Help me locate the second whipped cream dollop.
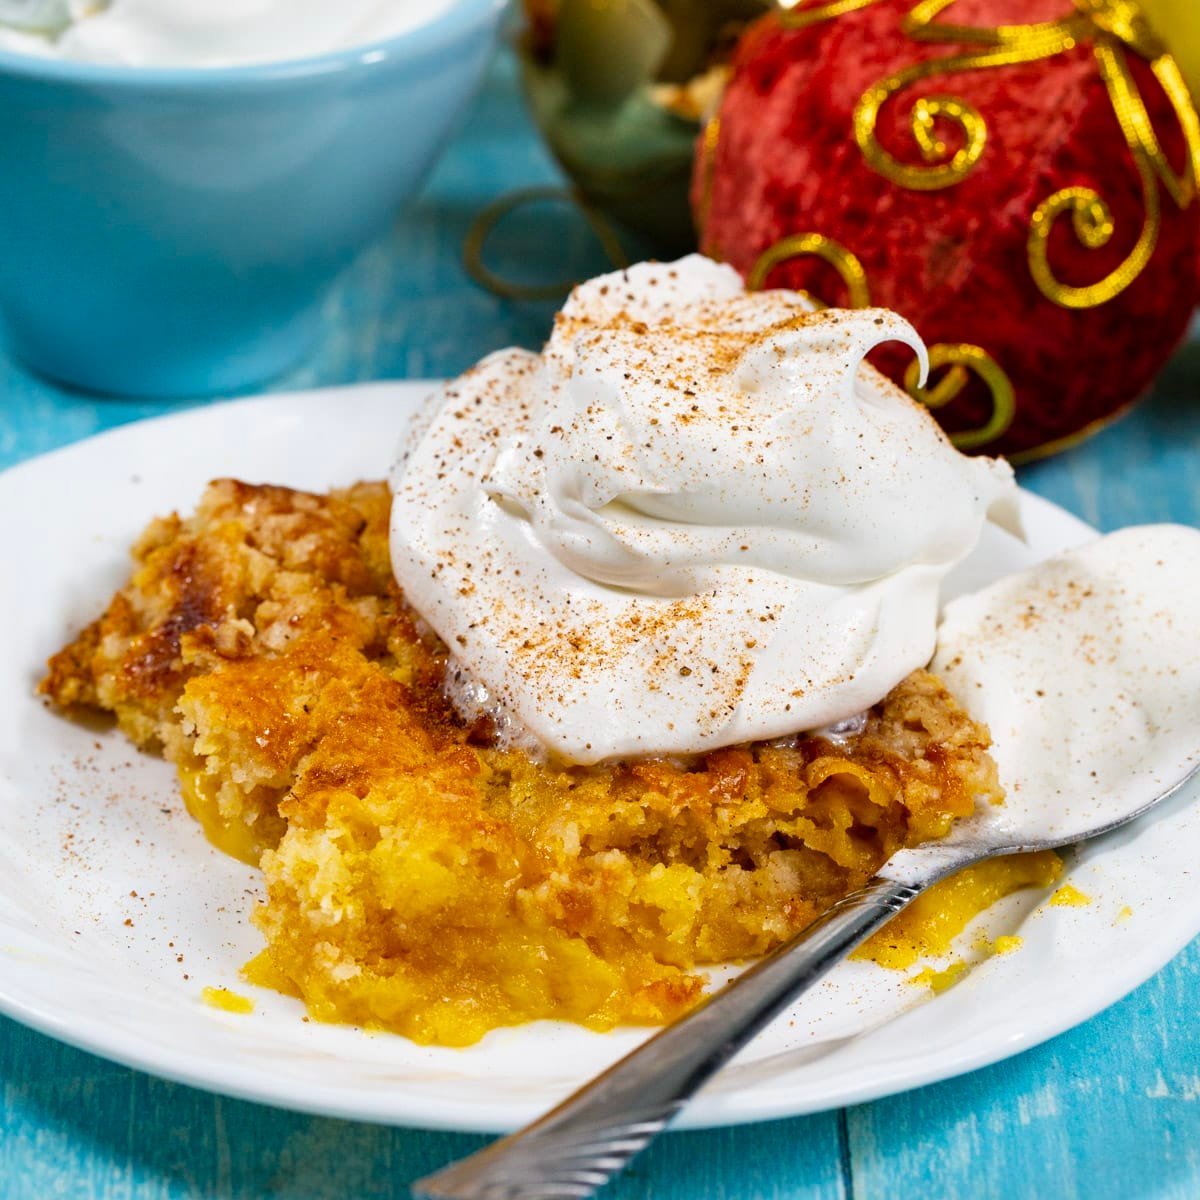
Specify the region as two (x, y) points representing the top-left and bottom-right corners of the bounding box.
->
(390, 257), (1017, 763)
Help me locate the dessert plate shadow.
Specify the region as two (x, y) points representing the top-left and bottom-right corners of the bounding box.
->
(0, 383), (1196, 1133)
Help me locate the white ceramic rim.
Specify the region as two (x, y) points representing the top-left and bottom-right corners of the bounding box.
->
(0, 384), (1195, 1133)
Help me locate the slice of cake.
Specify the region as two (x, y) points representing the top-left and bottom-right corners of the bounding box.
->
(43, 477), (1007, 1045)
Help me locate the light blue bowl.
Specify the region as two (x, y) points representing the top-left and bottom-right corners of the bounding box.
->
(0, 0), (506, 396)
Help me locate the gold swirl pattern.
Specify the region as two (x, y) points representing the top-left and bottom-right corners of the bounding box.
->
(838, 0), (1200, 303)
(746, 232), (872, 306)
(747, 231), (1015, 450)
(463, 186), (629, 301)
(853, 1), (1086, 191)
(899, 0), (1086, 48)
(708, 1), (1196, 447)
(854, 82), (989, 190)
(903, 343), (1017, 449)
(695, 116), (722, 234)
(1027, 30), (1199, 307)
(777, 0), (881, 29)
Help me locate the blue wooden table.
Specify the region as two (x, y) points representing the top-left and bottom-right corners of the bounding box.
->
(1, 51), (1197, 1200)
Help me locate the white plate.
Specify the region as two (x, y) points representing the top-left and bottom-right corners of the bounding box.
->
(0, 384), (1196, 1134)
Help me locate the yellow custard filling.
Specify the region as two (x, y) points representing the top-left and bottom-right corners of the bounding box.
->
(859, 852), (1063, 970)
(201, 986), (255, 1015)
(1050, 883), (1092, 907)
(178, 760), (275, 867)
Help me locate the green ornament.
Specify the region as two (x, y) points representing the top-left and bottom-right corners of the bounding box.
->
(518, 0), (770, 256)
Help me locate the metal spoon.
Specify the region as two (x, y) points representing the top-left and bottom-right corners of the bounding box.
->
(416, 527), (1200, 1199)
(413, 758), (1199, 1200)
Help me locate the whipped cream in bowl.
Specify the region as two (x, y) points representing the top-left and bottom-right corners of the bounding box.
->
(0, 0), (504, 397)
(0, 0), (457, 66)
(390, 256), (1018, 763)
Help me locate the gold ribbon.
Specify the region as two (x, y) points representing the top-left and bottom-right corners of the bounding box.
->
(694, 116), (723, 233)
(904, 343), (1017, 450)
(778, 0), (880, 29)
(1027, 17), (1200, 308)
(851, 0), (1085, 192)
(463, 186), (629, 302)
(798, 0), (1200, 306)
(747, 232), (1016, 449)
(746, 232), (873, 305)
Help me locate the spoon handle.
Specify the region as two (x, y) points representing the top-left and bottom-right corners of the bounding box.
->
(412, 876), (924, 1200)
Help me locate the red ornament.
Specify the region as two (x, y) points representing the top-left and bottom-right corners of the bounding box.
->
(692, 0), (1200, 460)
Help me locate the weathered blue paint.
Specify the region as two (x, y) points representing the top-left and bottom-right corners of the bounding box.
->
(1, 49), (1196, 1200)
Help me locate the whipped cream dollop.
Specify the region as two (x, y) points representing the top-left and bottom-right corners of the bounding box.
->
(390, 257), (1017, 763)
(909, 525), (1200, 864)
(0, 0), (454, 67)
(861, 522), (1200, 890)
